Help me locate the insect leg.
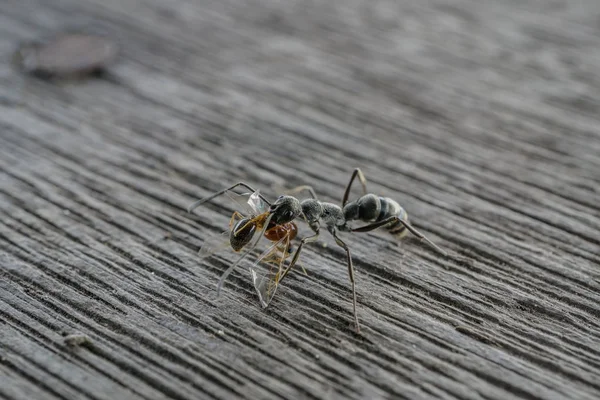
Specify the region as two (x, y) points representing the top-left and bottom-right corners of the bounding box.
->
(277, 240), (307, 276)
(351, 216), (447, 257)
(188, 182), (271, 213)
(279, 224), (320, 283)
(342, 168), (368, 206)
(350, 216), (395, 233)
(328, 227), (360, 333)
(229, 211), (245, 228)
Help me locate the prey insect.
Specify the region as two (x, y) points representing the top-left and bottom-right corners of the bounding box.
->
(187, 183), (302, 299)
(265, 168), (447, 333)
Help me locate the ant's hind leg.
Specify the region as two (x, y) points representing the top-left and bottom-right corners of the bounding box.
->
(352, 216), (447, 257)
(342, 168), (368, 206)
(397, 220), (448, 257)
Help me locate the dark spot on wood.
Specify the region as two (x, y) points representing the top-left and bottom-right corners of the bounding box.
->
(14, 33), (118, 79)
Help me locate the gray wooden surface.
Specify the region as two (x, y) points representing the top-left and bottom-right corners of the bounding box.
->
(1, 0), (600, 399)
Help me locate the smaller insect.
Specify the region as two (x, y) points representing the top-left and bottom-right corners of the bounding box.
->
(187, 183), (302, 297)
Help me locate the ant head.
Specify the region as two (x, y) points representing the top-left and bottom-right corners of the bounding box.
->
(269, 195), (301, 225)
(300, 199), (322, 224)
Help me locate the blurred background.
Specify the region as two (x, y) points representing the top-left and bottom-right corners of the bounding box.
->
(2, 0), (600, 399)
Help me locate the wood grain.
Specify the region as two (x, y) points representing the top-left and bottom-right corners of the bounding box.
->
(1, 0), (599, 399)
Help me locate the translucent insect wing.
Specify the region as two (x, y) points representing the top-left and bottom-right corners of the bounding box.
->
(250, 235), (288, 308)
(248, 190), (269, 215)
(216, 214), (274, 296)
(224, 190), (254, 216)
(198, 230), (231, 260)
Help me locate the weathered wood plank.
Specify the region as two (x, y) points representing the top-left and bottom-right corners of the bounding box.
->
(1, 0), (600, 399)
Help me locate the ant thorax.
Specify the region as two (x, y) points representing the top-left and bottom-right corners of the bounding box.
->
(300, 199), (322, 223)
(320, 203), (345, 227)
(301, 198), (346, 229)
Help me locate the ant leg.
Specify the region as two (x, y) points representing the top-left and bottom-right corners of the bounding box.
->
(279, 242), (308, 276)
(328, 227), (360, 333)
(352, 217), (447, 257)
(284, 185), (319, 200)
(350, 216), (395, 233)
(342, 168), (368, 206)
(188, 182), (271, 213)
(279, 224), (320, 283)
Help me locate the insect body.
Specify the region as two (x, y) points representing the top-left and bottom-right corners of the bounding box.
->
(188, 171), (446, 334)
(342, 195), (409, 238)
(264, 222), (298, 244)
(187, 183), (302, 297)
(275, 168), (447, 333)
(229, 216), (257, 251)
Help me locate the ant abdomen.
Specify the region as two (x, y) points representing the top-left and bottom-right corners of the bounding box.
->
(343, 194), (409, 237)
(385, 204), (409, 238)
